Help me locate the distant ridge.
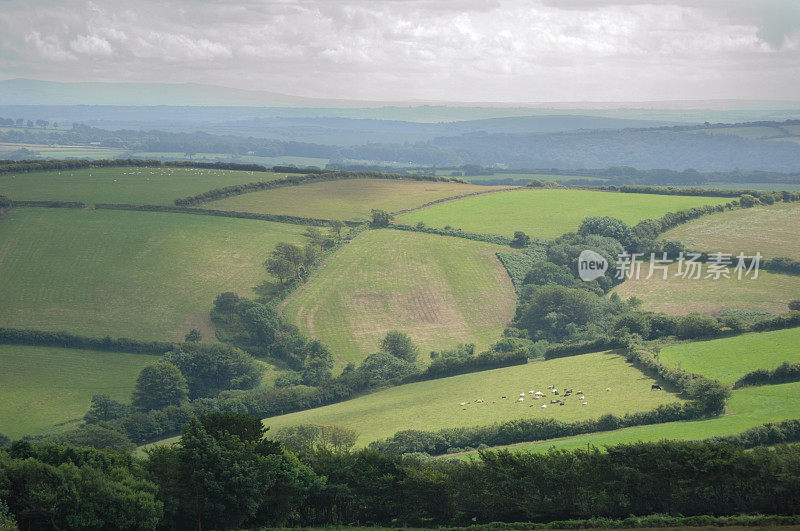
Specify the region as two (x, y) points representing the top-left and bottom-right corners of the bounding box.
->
(3, 78), (800, 110)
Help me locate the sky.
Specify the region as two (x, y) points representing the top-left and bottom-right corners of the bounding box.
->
(1, 0), (799, 102)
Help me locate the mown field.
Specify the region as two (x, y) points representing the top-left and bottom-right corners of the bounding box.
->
(282, 229), (516, 369)
(257, 351), (682, 446)
(0, 166), (288, 205)
(459, 380), (800, 457)
(611, 264), (800, 315)
(397, 189), (730, 239)
(0, 208), (307, 341)
(0, 344), (160, 438)
(659, 327), (800, 385)
(661, 202), (800, 260)
(206, 178), (507, 221)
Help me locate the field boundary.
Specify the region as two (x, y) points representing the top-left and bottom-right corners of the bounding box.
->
(92, 202), (357, 227)
(391, 186), (521, 215)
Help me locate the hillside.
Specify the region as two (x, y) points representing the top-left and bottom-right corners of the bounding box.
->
(0, 208), (307, 340)
(282, 229), (516, 369)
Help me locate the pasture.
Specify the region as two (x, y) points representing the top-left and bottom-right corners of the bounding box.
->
(0, 166), (288, 205)
(205, 178), (507, 221)
(658, 327), (800, 385)
(0, 344), (160, 438)
(397, 189), (730, 239)
(611, 264), (800, 315)
(259, 351), (682, 446)
(661, 202), (800, 260)
(282, 229), (516, 369)
(0, 208), (307, 341)
(459, 380), (800, 457)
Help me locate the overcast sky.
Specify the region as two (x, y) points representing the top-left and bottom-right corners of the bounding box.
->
(1, 0), (799, 102)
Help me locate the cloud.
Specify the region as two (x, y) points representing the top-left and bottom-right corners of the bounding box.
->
(2, 0), (799, 101)
(69, 34), (114, 57)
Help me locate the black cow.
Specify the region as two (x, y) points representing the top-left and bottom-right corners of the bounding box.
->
(651, 384), (662, 391)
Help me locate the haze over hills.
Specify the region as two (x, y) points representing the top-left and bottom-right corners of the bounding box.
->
(3, 78), (800, 125)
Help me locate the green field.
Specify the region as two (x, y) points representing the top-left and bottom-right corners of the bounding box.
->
(0, 166), (288, 205)
(282, 229), (516, 369)
(659, 328), (800, 385)
(661, 202), (800, 260)
(0, 208), (307, 341)
(206, 178), (507, 221)
(612, 264), (800, 315)
(689, 125), (786, 139)
(257, 351), (682, 446)
(459, 381), (800, 457)
(0, 344), (160, 438)
(397, 189), (730, 239)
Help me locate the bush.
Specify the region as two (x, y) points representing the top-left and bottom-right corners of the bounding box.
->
(733, 361), (800, 389)
(380, 331), (418, 363)
(131, 361), (189, 411)
(163, 342), (263, 399)
(357, 352), (418, 383)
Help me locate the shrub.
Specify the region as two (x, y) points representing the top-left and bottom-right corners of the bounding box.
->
(131, 361), (189, 411)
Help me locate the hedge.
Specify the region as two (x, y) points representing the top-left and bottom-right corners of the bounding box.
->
(93, 203), (359, 227)
(544, 337), (618, 359)
(400, 349), (529, 384)
(0, 158), (162, 175)
(0, 327), (175, 354)
(389, 223), (512, 245)
(709, 418), (800, 447)
(733, 362), (800, 389)
(10, 200), (86, 209)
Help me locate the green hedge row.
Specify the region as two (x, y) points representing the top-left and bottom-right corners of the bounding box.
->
(390, 223), (512, 245)
(11, 199), (86, 208)
(733, 362), (800, 389)
(401, 349), (529, 383)
(0, 327), (175, 354)
(468, 514), (800, 530)
(0, 158), (162, 175)
(709, 418), (800, 447)
(93, 203), (358, 227)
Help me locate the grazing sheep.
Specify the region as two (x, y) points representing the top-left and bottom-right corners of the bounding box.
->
(541, 404), (547, 409)
(528, 390), (535, 394)
(559, 401), (565, 406)
(579, 395), (585, 400)
(517, 398), (524, 402)
(547, 385), (554, 389)
(582, 401), (588, 405)
(460, 402), (466, 406)
(553, 390), (560, 395)
(605, 388), (611, 391)
(535, 391), (544, 396)
(520, 392), (526, 397)
(550, 399), (560, 404)
(577, 390), (583, 394)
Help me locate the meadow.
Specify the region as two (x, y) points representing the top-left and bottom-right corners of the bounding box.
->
(659, 327), (800, 385)
(205, 178), (507, 221)
(258, 351), (682, 446)
(458, 381), (800, 457)
(0, 208), (307, 341)
(0, 166), (288, 205)
(397, 189), (730, 239)
(0, 344), (160, 438)
(661, 202), (800, 260)
(611, 264), (800, 315)
(282, 229), (516, 369)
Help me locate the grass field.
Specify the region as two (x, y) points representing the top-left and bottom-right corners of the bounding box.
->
(689, 126), (786, 139)
(0, 344), (160, 438)
(397, 189), (730, 239)
(257, 351), (683, 446)
(659, 328), (800, 385)
(0, 208), (307, 341)
(612, 264), (800, 315)
(458, 380), (800, 457)
(282, 229), (516, 369)
(206, 178), (508, 221)
(661, 202), (800, 260)
(0, 166), (288, 205)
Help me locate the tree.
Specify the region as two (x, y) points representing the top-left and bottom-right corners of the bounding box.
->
(358, 352), (418, 383)
(184, 329), (202, 342)
(83, 394), (132, 423)
(510, 231), (530, 248)
(299, 339), (334, 386)
(213, 291), (240, 319)
(330, 220), (345, 239)
(0, 433), (9, 447)
(162, 342), (263, 398)
(739, 194), (759, 208)
(265, 242), (306, 283)
(380, 331), (418, 363)
(131, 361), (188, 411)
(370, 209), (392, 227)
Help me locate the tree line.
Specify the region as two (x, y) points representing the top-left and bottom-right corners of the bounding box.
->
(5, 414), (800, 529)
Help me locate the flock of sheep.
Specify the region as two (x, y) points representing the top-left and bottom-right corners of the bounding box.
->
(459, 385), (613, 410)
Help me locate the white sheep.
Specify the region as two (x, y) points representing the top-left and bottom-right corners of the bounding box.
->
(541, 404), (547, 408)
(460, 402), (466, 406)
(582, 401), (588, 405)
(517, 397), (524, 402)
